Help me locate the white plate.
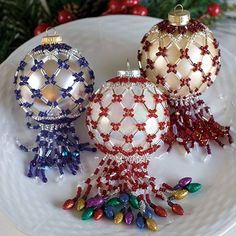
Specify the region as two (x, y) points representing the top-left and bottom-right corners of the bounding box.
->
(0, 15), (236, 236)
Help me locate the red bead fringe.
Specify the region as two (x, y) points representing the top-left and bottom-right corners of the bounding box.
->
(76, 156), (167, 199)
(162, 97), (232, 154)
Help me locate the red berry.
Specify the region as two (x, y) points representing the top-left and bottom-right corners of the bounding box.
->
(108, 0), (127, 14)
(123, 0), (139, 7)
(131, 5), (148, 16)
(58, 10), (73, 24)
(207, 3), (221, 17)
(34, 23), (50, 36)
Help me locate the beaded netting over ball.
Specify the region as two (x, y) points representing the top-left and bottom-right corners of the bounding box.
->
(14, 33), (96, 182)
(63, 68), (202, 231)
(138, 5), (232, 155)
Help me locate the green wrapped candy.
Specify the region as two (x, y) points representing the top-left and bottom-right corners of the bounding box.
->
(82, 208), (94, 220)
(129, 195), (139, 209)
(107, 197), (121, 207)
(186, 183), (202, 193)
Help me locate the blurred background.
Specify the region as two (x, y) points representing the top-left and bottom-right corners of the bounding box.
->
(0, 0), (236, 63)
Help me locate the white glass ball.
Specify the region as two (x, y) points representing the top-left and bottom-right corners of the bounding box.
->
(86, 75), (169, 156)
(138, 20), (221, 98)
(14, 43), (95, 122)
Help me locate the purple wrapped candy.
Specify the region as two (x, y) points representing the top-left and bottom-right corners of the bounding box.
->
(178, 177), (192, 188)
(124, 209), (134, 225)
(86, 196), (105, 208)
(93, 196), (105, 207)
(86, 197), (96, 208)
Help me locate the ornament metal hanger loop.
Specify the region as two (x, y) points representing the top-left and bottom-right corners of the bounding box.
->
(45, 27), (57, 36)
(42, 27), (62, 45)
(174, 4), (184, 12)
(117, 59), (140, 78)
(126, 59), (131, 70)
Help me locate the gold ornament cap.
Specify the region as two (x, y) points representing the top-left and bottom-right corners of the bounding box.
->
(41, 28), (62, 45)
(168, 4), (190, 26)
(117, 59), (141, 77)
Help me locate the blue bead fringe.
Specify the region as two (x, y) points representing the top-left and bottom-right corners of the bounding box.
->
(17, 121), (96, 183)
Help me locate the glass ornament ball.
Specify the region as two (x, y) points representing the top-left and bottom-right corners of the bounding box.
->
(13, 33), (96, 183)
(86, 74), (170, 156)
(138, 17), (221, 98)
(14, 43), (95, 122)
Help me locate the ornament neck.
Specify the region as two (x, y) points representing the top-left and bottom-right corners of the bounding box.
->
(41, 28), (62, 45)
(168, 4), (190, 26)
(41, 35), (62, 45)
(168, 95), (198, 103)
(117, 59), (141, 77)
(108, 154), (150, 164)
(117, 70), (141, 77)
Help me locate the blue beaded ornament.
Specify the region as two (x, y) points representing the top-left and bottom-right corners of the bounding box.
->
(14, 31), (96, 182)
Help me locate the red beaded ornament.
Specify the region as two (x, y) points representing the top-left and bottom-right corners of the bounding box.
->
(138, 5), (232, 155)
(63, 65), (202, 230)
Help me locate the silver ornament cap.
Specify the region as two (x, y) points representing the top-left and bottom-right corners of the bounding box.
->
(117, 60), (141, 77)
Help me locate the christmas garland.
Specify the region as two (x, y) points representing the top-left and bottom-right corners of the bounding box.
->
(0, 0), (235, 63)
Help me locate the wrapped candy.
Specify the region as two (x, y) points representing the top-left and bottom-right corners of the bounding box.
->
(14, 30), (96, 182)
(63, 65), (201, 231)
(138, 5), (232, 154)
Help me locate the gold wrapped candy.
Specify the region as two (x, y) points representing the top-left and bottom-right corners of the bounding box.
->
(173, 189), (188, 200)
(146, 218), (159, 232)
(114, 212), (124, 224)
(76, 198), (86, 211)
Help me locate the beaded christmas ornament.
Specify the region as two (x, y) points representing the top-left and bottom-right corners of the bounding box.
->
(138, 5), (232, 155)
(63, 64), (201, 231)
(14, 30), (96, 182)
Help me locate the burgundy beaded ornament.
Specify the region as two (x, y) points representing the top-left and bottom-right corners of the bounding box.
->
(138, 5), (232, 154)
(63, 64), (202, 231)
